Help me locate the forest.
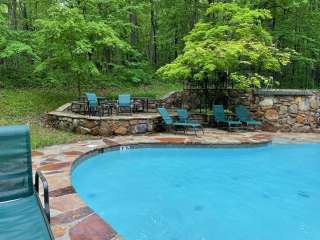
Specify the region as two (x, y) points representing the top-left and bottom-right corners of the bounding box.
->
(1, 0), (320, 91)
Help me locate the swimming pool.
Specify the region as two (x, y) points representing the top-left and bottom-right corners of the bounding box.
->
(72, 144), (320, 240)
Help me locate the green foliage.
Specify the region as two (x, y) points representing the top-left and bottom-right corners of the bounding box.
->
(0, 82), (181, 148)
(247, 0), (320, 88)
(1, 0), (320, 89)
(158, 2), (290, 89)
(34, 5), (130, 91)
(0, 41), (34, 59)
(0, 3), (37, 87)
(0, 89), (87, 148)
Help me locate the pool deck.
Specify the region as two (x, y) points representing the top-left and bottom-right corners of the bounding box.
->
(31, 129), (320, 240)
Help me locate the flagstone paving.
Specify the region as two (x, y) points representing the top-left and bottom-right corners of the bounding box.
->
(31, 129), (320, 240)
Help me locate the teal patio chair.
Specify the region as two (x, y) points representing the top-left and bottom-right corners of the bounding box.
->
(176, 109), (204, 134)
(85, 92), (101, 116)
(213, 105), (242, 130)
(0, 125), (54, 240)
(116, 94), (133, 114)
(235, 105), (262, 129)
(158, 107), (203, 135)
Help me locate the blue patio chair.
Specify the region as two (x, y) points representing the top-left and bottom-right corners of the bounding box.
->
(158, 107), (203, 135)
(235, 105), (262, 129)
(213, 105), (242, 130)
(116, 94), (133, 114)
(85, 92), (101, 116)
(177, 109), (204, 134)
(0, 125), (54, 240)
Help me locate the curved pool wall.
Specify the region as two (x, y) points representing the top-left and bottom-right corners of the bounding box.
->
(71, 143), (320, 240)
(71, 142), (271, 171)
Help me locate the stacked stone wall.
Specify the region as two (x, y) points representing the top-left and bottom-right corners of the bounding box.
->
(181, 89), (320, 132)
(250, 92), (320, 132)
(46, 89), (320, 135)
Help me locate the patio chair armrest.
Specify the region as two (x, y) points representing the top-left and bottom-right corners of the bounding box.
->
(35, 170), (51, 223)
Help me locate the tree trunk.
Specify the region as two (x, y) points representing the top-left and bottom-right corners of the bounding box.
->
(77, 78), (81, 97)
(19, 0), (29, 30)
(104, 48), (112, 72)
(129, 11), (138, 47)
(9, 0), (17, 29)
(150, 0), (158, 67)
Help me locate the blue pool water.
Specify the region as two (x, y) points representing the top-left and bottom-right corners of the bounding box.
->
(72, 144), (320, 240)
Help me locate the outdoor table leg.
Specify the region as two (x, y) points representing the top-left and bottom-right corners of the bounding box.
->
(146, 99), (149, 112)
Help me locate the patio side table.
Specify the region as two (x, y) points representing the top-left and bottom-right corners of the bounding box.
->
(133, 97), (153, 113)
(101, 103), (113, 116)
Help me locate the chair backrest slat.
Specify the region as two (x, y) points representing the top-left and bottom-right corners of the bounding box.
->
(235, 105), (250, 121)
(0, 125), (34, 202)
(177, 109), (188, 123)
(118, 94), (131, 107)
(158, 108), (173, 125)
(85, 93), (98, 108)
(213, 105), (226, 122)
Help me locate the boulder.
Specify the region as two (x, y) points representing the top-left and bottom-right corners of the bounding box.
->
(99, 127), (113, 136)
(100, 122), (113, 136)
(114, 126), (128, 135)
(91, 127), (101, 136)
(296, 115), (305, 124)
(298, 99), (310, 111)
(265, 109), (279, 121)
(288, 104), (298, 114)
(287, 117), (296, 125)
(76, 126), (91, 135)
(310, 96), (319, 109)
(72, 119), (80, 128)
(133, 123), (148, 134)
(259, 98), (274, 109)
(279, 105), (288, 115)
(82, 120), (98, 129)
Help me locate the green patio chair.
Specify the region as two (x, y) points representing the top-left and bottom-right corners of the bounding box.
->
(158, 107), (202, 135)
(235, 105), (262, 129)
(0, 125), (54, 240)
(116, 94), (133, 114)
(176, 109), (204, 134)
(213, 105), (242, 130)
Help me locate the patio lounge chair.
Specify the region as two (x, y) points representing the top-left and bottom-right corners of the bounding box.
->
(213, 105), (242, 130)
(235, 105), (262, 129)
(0, 125), (54, 240)
(176, 109), (204, 134)
(158, 107), (202, 135)
(116, 94), (133, 114)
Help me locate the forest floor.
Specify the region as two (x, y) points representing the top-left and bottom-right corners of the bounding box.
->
(0, 82), (182, 149)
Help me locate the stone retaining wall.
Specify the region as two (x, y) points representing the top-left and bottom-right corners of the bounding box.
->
(181, 89), (320, 133)
(250, 90), (320, 132)
(46, 89), (320, 134)
(45, 92), (184, 137)
(45, 111), (163, 137)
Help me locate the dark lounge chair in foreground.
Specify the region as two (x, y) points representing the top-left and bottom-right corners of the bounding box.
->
(176, 108), (204, 134)
(235, 105), (262, 129)
(0, 125), (54, 240)
(158, 107), (203, 135)
(213, 105), (242, 130)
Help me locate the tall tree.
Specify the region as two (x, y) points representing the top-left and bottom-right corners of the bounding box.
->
(158, 2), (290, 89)
(35, 4), (130, 93)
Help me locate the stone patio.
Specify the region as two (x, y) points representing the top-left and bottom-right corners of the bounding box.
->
(31, 129), (320, 240)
